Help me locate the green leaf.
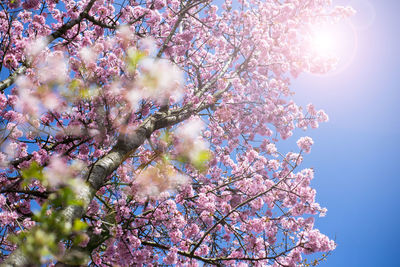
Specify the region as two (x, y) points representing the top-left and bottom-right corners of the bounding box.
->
(161, 129), (172, 144)
(192, 150), (211, 172)
(21, 162), (44, 187)
(73, 219), (88, 231)
(69, 79), (81, 91)
(127, 49), (146, 71)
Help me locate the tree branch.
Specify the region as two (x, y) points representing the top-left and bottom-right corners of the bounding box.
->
(2, 17), (239, 264)
(0, 0), (97, 94)
(0, 66), (26, 92)
(141, 240), (221, 266)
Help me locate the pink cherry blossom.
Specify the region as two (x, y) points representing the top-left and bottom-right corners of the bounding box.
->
(0, 0), (353, 265)
(297, 136), (314, 153)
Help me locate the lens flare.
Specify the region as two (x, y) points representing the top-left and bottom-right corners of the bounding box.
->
(312, 31), (336, 56)
(310, 24), (339, 57)
(307, 20), (358, 76)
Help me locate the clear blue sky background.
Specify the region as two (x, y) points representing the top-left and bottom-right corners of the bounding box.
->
(288, 0), (400, 266)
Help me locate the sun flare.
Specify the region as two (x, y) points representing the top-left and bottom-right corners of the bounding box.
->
(312, 30), (336, 55)
(310, 25), (338, 56)
(305, 20), (358, 76)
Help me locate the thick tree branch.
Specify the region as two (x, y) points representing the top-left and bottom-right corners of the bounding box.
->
(0, 66), (26, 92)
(2, 8), (240, 260)
(1, 100), (208, 265)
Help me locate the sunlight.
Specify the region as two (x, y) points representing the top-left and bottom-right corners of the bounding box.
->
(312, 30), (336, 56)
(310, 25), (339, 56)
(307, 20), (358, 76)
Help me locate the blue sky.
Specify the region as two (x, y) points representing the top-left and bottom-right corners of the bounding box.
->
(288, 0), (400, 265)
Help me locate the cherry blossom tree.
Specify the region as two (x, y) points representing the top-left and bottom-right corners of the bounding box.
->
(0, 0), (354, 266)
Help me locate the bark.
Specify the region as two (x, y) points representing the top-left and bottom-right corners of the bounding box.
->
(0, 0), (97, 93)
(0, 66), (26, 92)
(1, 101), (207, 266)
(1, 11), (240, 261)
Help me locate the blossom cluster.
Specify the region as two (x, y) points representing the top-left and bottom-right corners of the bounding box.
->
(0, 0), (354, 265)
